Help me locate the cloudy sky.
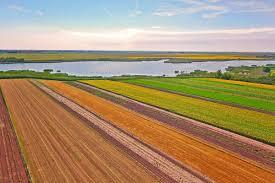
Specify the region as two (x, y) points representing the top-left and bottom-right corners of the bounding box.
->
(1, 0), (275, 51)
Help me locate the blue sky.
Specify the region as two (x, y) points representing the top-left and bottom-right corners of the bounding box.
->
(1, 0), (275, 51)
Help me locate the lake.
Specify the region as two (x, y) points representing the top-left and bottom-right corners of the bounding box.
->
(1, 60), (275, 76)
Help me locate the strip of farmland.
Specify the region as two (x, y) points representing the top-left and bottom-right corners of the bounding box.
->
(0, 90), (29, 183)
(81, 80), (275, 145)
(122, 78), (275, 113)
(34, 80), (207, 183)
(205, 78), (275, 90)
(70, 81), (275, 170)
(0, 79), (159, 182)
(41, 80), (275, 183)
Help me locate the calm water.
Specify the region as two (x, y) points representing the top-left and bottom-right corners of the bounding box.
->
(1, 60), (275, 76)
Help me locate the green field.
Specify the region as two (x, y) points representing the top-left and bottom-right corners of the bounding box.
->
(0, 70), (101, 80)
(0, 51), (272, 63)
(81, 80), (275, 145)
(122, 78), (275, 113)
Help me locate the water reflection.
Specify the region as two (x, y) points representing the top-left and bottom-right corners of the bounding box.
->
(1, 60), (275, 76)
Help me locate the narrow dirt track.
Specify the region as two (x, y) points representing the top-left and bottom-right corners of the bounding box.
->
(0, 90), (29, 183)
(41, 80), (275, 183)
(0, 79), (158, 182)
(71, 81), (275, 170)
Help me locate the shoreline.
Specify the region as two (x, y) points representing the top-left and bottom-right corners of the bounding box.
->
(1, 58), (274, 64)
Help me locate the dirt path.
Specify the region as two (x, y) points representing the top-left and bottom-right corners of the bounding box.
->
(0, 79), (159, 182)
(71, 81), (275, 170)
(34, 80), (207, 183)
(0, 88), (29, 183)
(41, 80), (275, 183)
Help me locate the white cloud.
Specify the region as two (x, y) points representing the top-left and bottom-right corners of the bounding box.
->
(153, 0), (275, 19)
(202, 9), (228, 19)
(8, 5), (30, 13)
(103, 8), (113, 17)
(153, 4), (227, 18)
(1, 26), (275, 52)
(8, 5), (44, 16)
(129, 0), (142, 17)
(129, 10), (142, 17)
(35, 10), (44, 16)
(153, 0), (227, 18)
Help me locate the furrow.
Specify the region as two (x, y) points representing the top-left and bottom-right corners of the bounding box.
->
(34, 80), (209, 183)
(71, 81), (275, 170)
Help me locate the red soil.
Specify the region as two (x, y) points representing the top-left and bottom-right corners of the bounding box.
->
(0, 91), (29, 182)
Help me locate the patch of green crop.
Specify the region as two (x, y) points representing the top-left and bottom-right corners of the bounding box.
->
(0, 70), (102, 81)
(82, 80), (275, 145)
(123, 78), (275, 113)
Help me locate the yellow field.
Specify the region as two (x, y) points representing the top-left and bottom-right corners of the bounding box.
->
(130, 54), (266, 60)
(204, 78), (275, 90)
(0, 52), (269, 62)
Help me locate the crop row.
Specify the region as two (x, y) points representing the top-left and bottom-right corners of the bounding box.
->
(0, 79), (156, 182)
(81, 80), (275, 144)
(0, 88), (28, 183)
(71, 81), (275, 170)
(205, 78), (275, 90)
(123, 78), (275, 113)
(41, 79), (275, 182)
(35, 80), (203, 182)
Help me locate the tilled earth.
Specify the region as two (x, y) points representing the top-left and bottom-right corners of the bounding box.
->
(0, 90), (29, 183)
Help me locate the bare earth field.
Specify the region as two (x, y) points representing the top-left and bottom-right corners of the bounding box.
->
(0, 79), (158, 182)
(71, 81), (275, 170)
(41, 80), (275, 183)
(0, 90), (29, 183)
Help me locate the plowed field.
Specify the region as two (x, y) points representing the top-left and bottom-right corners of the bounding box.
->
(0, 90), (29, 183)
(0, 79), (157, 182)
(41, 80), (275, 183)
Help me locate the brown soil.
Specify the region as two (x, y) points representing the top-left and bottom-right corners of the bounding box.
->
(41, 80), (275, 183)
(34, 80), (207, 183)
(71, 81), (275, 171)
(0, 88), (29, 183)
(0, 79), (158, 182)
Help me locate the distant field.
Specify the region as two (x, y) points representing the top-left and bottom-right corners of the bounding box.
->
(81, 80), (275, 144)
(0, 52), (271, 63)
(122, 78), (275, 113)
